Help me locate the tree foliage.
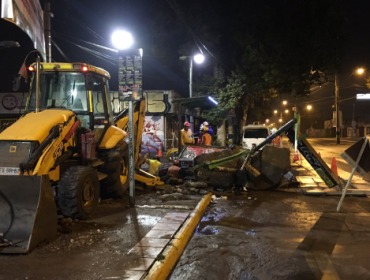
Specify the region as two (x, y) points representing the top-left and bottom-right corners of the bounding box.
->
(146, 0), (347, 131)
(194, 0), (347, 128)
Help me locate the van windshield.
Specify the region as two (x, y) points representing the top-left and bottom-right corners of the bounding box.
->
(244, 128), (268, 138)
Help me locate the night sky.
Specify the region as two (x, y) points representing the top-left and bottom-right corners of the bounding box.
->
(1, 0), (370, 124)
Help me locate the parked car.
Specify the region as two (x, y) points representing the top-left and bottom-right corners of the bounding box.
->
(242, 125), (270, 149)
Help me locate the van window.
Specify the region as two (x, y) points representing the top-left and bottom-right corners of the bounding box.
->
(244, 128), (268, 138)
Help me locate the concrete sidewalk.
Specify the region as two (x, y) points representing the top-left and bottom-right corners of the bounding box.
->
(280, 138), (370, 195)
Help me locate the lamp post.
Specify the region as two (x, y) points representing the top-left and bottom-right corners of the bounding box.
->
(111, 30), (136, 206)
(180, 54), (205, 97)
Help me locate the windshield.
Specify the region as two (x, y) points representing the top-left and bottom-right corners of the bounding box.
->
(243, 128), (269, 139)
(29, 72), (89, 112)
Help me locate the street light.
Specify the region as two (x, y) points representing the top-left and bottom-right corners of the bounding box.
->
(111, 30), (133, 50)
(179, 54), (205, 97)
(194, 54), (205, 64)
(357, 68), (365, 75)
(307, 105), (312, 110)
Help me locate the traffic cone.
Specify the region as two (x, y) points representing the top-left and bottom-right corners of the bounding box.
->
(157, 146), (162, 157)
(331, 157), (338, 176)
(293, 150), (300, 162)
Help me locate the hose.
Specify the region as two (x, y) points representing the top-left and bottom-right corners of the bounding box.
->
(0, 189), (16, 247)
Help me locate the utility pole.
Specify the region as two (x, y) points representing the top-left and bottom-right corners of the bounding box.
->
(335, 73), (340, 144)
(127, 93), (135, 207)
(43, 2), (52, 62)
(189, 57), (193, 98)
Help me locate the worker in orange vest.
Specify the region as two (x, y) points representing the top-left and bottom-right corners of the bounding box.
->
(200, 127), (213, 146)
(271, 135), (281, 147)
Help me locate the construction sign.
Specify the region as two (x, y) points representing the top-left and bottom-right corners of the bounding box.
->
(286, 128), (340, 188)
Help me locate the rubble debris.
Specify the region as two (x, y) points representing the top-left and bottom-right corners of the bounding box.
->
(184, 181), (207, 189)
(159, 174), (183, 185)
(154, 184), (173, 194)
(211, 194), (228, 203)
(194, 149), (244, 189)
(199, 189), (209, 195)
(158, 193), (191, 202)
(247, 146), (291, 190)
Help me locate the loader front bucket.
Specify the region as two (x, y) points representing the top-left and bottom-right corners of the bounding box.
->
(0, 175), (57, 254)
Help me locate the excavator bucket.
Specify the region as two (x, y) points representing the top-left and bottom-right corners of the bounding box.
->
(0, 175), (57, 254)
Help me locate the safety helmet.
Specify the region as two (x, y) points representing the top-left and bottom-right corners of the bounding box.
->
(184, 121), (190, 127)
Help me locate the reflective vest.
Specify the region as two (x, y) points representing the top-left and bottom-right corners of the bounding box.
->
(202, 133), (212, 146)
(271, 136), (281, 147)
(148, 160), (161, 175)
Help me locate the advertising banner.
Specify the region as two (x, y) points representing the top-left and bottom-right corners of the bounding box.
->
(140, 116), (165, 154)
(1, 0), (45, 59)
(118, 49), (142, 98)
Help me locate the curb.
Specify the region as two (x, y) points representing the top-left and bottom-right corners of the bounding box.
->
(144, 193), (213, 280)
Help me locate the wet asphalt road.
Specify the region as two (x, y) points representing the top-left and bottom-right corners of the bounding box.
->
(170, 192), (370, 280)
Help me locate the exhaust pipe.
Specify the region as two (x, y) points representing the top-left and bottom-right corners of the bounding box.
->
(35, 56), (41, 113)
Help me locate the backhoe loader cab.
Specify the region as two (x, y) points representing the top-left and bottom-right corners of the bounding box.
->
(28, 63), (114, 133)
(0, 63), (145, 253)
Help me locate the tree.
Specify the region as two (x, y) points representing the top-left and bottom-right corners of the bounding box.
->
(199, 0), (347, 142)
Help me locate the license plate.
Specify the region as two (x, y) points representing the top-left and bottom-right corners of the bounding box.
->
(0, 167), (20, 175)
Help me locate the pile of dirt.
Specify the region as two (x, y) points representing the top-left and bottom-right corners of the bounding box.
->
(153, 180), (211, 201)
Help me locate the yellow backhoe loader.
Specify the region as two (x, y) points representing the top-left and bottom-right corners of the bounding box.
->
(0, 61), (161, 253)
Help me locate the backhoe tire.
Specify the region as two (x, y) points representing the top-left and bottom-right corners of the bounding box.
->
(99, 140), (129, 199)
(99, 159), (129, 199)
(57, 166), (100, 219)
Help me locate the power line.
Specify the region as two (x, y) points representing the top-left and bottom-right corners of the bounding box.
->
(57, 37), (117, 66)
(52, 39), (70, 62)
(165, 0), (223, 66)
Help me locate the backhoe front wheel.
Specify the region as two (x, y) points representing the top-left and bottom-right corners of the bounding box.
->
(57, 166), (100, 219)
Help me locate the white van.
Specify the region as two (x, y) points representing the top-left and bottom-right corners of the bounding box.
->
(242, 125), (270, 149)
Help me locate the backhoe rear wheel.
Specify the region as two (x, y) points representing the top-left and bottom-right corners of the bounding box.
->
(57, 166), (100, 219)
(99, 158), (129, 198)
(99, 140), (129, 199)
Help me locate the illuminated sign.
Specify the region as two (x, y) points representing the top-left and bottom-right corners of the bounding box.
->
(356, 93), (370, 100)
